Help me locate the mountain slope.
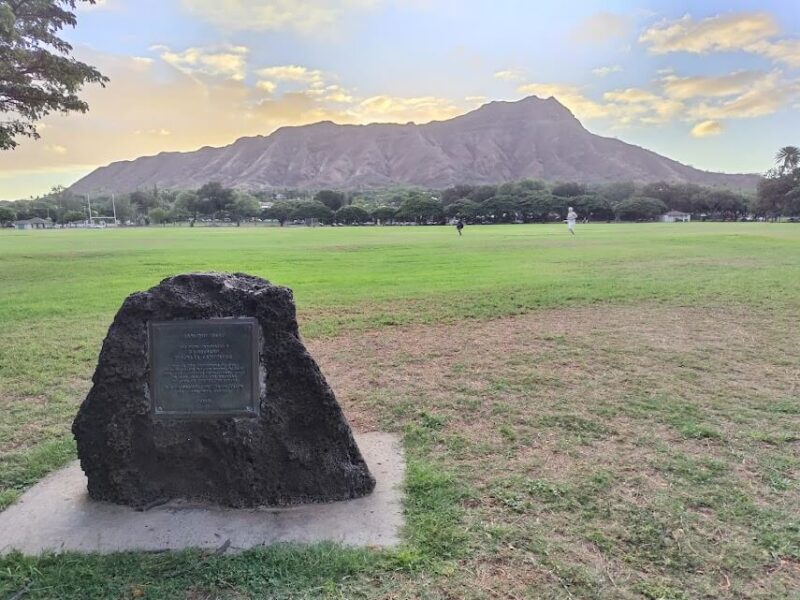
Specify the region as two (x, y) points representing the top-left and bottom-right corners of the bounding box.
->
(69, 96), (759, 193)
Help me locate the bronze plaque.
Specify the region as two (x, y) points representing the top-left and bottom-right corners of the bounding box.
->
(148, 318), (260, 418)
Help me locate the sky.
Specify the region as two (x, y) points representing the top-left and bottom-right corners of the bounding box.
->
(2, 0), (800, 199)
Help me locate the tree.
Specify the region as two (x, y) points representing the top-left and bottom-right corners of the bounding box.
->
(111, 196), (133, 224)
(551, 182), (586, 197)
(371, 206), (396, 224)
(130, 190), (158, 214)
(197, 181), (234, 219)
(467, 185), (497, 203)
(262, 201), (294, 226)
(704, 189), (747, 220)
(517, 178), (547, 191)
(0, 205), (15, 224)
(598, 181), (635, 204)
(441, 184), (475, 206)
(148, 207), (168, 225)
(175, 190), (203, 226)
(0, 0), (109, 150)
(757, 167), (800, 217)
(775, 146), (800, 174)
(395, 193), (443, 224)
(614, 196), (667, 221)
(61, 209), (84, 223)
(479, 195), (518, 223)
(314, 189), (345, 211)
(517, 191), (558, 222)
(571, 194), (614, 221)
(444, 199), (479, 220)
(167, 205), (190, 224)
(291, 200), (333, 224)
(335, 205), (369, 224)
(228, 192), (259, 226)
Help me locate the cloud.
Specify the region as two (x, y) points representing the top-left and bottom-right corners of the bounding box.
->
(748, 39), (800, 68)
(152, 45), (249, 80)
(181, 0), (385, 35)
(494, 69), (525, 82)
(255, 65), (325, 87)
(357, 95), (462, 123)
(323, 85), (354, 103)
(256, 80), (277, 94)
(639, 12), (800, 67)
(691, 120), (723, 137)
(640, 12), (779, 54)
(687, 71), (797, 119)
(661, 70), (771, 100)
(0, 48), (479, 191)
(518, 82), (684, 127)
(571, 12), (630, 44)
(592, 65), (622, 77)
(603, 88), (660, 103)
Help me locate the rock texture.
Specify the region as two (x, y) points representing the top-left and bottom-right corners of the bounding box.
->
(72, 273), (375, 508)
(68, 96), (759, 194)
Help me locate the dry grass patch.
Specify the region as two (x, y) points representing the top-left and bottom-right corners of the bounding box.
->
(309, 303), (799, 599)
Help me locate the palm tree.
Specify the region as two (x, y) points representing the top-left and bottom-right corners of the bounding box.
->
(775, 146), (800, 173)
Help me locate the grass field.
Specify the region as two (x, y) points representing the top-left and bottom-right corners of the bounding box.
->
(0, 223), (798, 599)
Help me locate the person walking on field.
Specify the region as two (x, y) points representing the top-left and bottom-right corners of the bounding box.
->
(456, 218), (465, 236)
(566, 207), (578, 235)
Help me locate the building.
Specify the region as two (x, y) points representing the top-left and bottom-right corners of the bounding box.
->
(13, 217), (53, 230)
(661, 210), (691, 223)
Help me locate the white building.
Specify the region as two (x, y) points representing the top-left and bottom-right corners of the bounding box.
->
(14, 217), (53, 230)
(661, 210), (691, 223)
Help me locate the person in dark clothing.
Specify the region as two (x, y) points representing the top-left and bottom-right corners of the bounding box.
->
(456, 219), (464, 236)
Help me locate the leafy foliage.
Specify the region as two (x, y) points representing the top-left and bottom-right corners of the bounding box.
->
(614, 196), (668, 221)
(370, 205), (397, 223)
(757, 167), (800, 217)
(262, 201), (294, 226)
(0, 205), (15, 223)
(291, 199), (333, 223)
(775, 146), (799, 174)
(395, 193), (443, 224)
(335, 205), (370, 224)
(314, 189), (345, 211)
(0, 0), (108, 149)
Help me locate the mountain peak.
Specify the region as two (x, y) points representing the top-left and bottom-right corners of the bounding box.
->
(463, 95), (579, 126)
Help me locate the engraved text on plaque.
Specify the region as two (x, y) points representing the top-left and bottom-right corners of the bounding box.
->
(148, 318), (260, 418)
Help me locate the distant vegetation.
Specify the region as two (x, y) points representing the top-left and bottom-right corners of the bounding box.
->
(5, 147), (800, 227)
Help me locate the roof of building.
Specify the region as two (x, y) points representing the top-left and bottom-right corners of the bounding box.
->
(664, 210), (690, 216)
(14, 217), (52, 224)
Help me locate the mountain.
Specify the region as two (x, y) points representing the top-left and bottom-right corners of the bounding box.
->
(69, 96), (759, 193)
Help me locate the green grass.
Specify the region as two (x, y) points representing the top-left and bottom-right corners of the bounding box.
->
(1, 223), (799, 598)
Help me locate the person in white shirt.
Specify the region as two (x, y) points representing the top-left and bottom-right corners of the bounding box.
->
(566, 207), (577, 235)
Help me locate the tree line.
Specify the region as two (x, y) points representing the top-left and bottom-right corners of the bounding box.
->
(0, 178), (761, 227)
(6, 154), (800, 228)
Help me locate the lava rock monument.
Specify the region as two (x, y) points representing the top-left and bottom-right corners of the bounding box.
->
(72, 272), (375, 508)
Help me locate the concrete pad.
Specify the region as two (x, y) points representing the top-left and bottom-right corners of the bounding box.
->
(0, 432), (404, 555)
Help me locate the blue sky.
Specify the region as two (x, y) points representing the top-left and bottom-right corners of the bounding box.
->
(2, 0), (800, 198)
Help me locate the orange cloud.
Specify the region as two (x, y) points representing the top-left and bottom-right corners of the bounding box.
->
(640, 12), (779, 54)
(691, 120), (723, 137)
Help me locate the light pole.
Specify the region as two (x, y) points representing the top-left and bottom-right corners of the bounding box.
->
(87, 194), (93, 225)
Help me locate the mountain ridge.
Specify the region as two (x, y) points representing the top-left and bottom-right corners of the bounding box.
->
(69, 96), (760, 193)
